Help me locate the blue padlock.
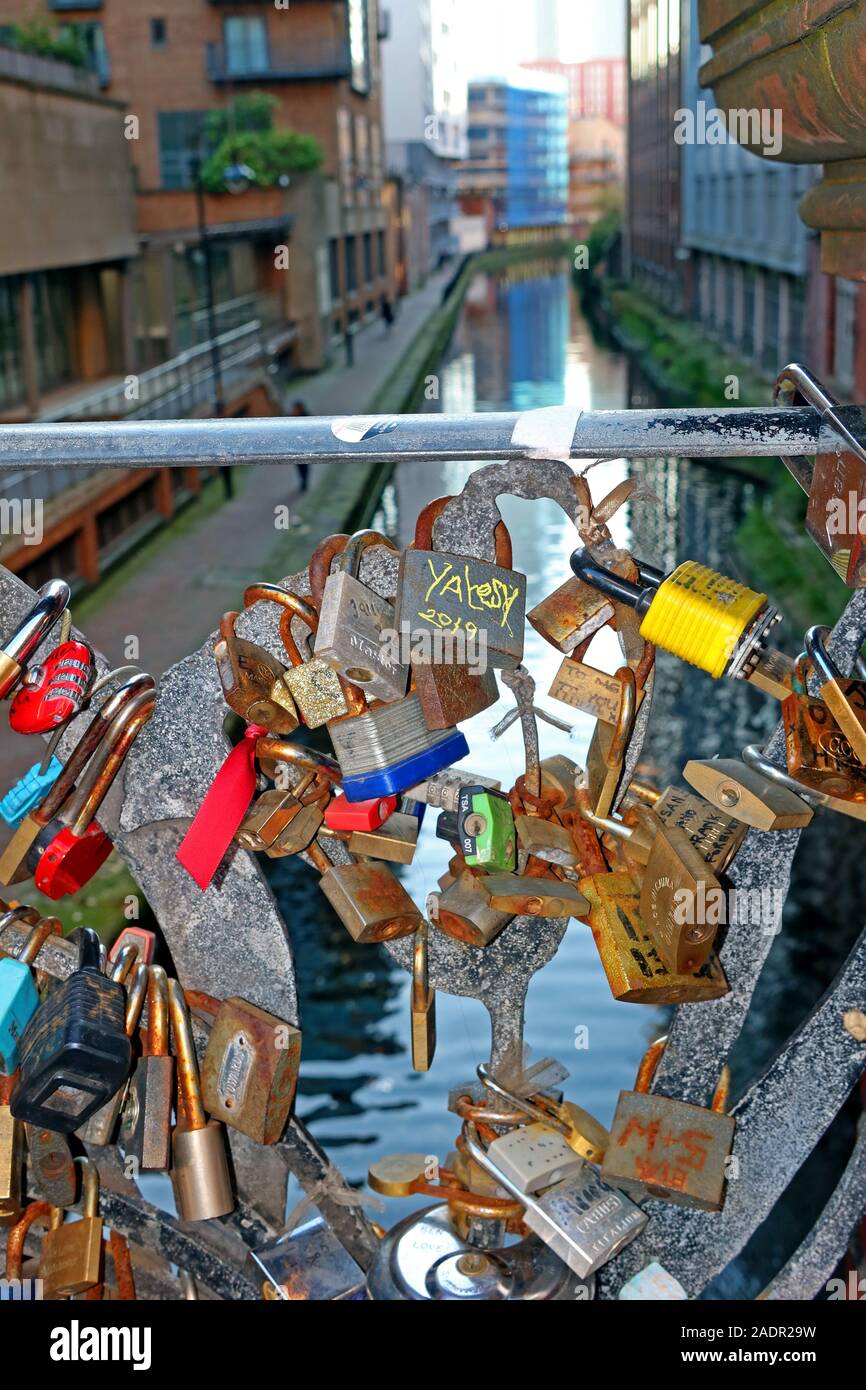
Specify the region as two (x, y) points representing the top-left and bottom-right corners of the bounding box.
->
(328, 693), (469, 803)
(339, 730), (469, 803)
(0, 911), (55, 1074)
(0, 757), (63, 828)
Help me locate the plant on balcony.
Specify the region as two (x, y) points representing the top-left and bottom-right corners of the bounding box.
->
(199, 92), (322, 194)
(0, 18), (87, 68)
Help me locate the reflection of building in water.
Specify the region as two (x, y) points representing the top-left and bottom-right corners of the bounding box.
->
(506, 272), (569, 411)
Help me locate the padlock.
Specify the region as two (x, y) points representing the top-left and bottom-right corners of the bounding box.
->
(324, 791), (397, 833)
(743, 645), (796, 700)
(0, 909), (58, 1073)
(313, 529), (409, 701)
(0, 1071), (23, 1226)
(307, 839), (422, 942)
(601, 1036), (735, 1211)
(402, 499), (501, 726)
(328, 690), (469, 802)
(396, 505), (527, 670)
(782, 652), (866, 799)
(168, 978), (234, 1221)
(683, 756), (814, 830)
(404, 767), (501, 813)
(348, 812), (419, 864)
(11, 927), (132, 1133)
(120, 965), (174, 1169)
(479, 873), (590, 920)
(548, 617), (647, 725)
(108, 925), (157, 967)
(0, 579), (69, 700)
(0, 756), (63, 828)
(0, 671), (154, 887)
(527, 573), (615, 654)
(538, 754), (580, 812)
(237, 769), (329, 854)
(514, 813), (579, 867)
(411, 919), (436, 1072)
(24, 1123), (78, 1209)
(577, 872), (729, 1004)
(77, 959), (148, 1148)
(571, 547), (781, 682)
(585, 794), (744, 877)
(252, 1217), (366, 1301)
(464, 1123), (646, 1280)
(483, 1121), (586, 1194)
(214, 608), (296, 734)
(32, 685), (155, 901)
(197, 992), (301, 1146)
(476, 1063), (609, 1165)
(457, 785), (516, 872)
(436, 870), (513, 948)
(39, 1156), (103, 1297)
(268, 587), (363, 729)
(9, 637), (94, 734)
(802, 624), (866, 763)
(774, 362), (866, 587)
(584, 666), (637, 817)
(637, 814), (723, 975)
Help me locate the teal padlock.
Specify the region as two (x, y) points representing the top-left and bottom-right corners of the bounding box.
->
(0, 757), (63, 828)
(0, 911), (56, 1074)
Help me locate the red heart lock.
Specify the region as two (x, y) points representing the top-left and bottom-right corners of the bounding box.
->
(9, 640), (94, 735)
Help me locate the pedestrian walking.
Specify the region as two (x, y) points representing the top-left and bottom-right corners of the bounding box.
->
(381, 296), (395, 336)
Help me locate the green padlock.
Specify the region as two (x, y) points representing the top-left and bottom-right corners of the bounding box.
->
(457, 785), (516, 872)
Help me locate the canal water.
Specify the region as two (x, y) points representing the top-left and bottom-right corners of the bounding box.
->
(269, 262), (862, 1296)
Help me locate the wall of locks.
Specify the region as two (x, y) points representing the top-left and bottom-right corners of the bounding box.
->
(1, 375), (865, 1301)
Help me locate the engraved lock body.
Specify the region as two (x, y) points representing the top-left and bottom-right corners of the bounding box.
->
(348, 811), (419, 864)
(0, 671), (153, 887)
(774, 363), (866, 587)
(168, 979), (234, 1221)
(121, 965), (174, 1169)
(638, 816), (723, 975)
(0, 579), (69, 700)
(404, 767), (501, 813)
(314, 529), (409, 701)
(214, 608), (295, 732)
(577, 872), (729, 1004)
(457, 785), (516, 872)
(308, 840), (422, 943)
(683, 756), (814, 830)
(0, 909), (57, 1073)
(479, 873), (589, 920)
(782, 650), (866, 799)
(410, 920), (436, 1072)
(571, 548), (781, 682)
(402, 498), (501, 727)
(548, 596), (649, 722)
(396, 502), (527, 671)
(39, 1156), (103, 1298)
(75, 953), (147, 1147)
(199, 993), (301, 1146)
(803, 624), (866, 764)
(601, 1037), (735, 1212)
(265, 585), (361, 728)
(11, 927), (133, 1134)
(327, 690), (469, 803)
(237, 767), (329, 856)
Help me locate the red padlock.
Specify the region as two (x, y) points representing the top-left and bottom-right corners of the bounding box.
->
(9, 639), (94, 734)
(108, 925), (157, 966)
(324, 792), (398, 833)
(34, 684), (155, 900)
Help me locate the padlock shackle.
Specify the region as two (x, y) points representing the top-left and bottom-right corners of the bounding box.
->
(804, 625), (837, 684)
(35, 671), (155, 827)
(76, 926), (102, 975)
(411, 918), (429, 1008)
(415, 493), (514, 567)
(74, 1155), (100, 1219)
(633, 1034), (669, 1093)
(341, 528), (398, 579)
(569, 549), (656, 612)
(66, 686), (156, 837)
(309, 532), (349, 607)
(2, 579), (70, 667)
(167, 976), (207, 1132)
(146, 965), (169, 1056)
(109, 942), (138, 983)
(741, 744), (826, 810)
(607, 667), (637, 769)
(16, 914), (62, 967)
(773, 364), (866, 490)
(124, 962), (149, 1037)
(476, 1061), (572, 1138)
(0, 903), (41, 936)
(255, 736), (343, 784)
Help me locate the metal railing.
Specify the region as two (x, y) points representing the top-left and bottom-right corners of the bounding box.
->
(0, 41), (100, 95)
(205, 38), (351, 82)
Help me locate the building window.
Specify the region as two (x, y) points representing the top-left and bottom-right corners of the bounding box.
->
(32, 272), (75, 395)
(377, 230), (386, 278)
(60, 20), (109, 84)
(223, 15), (268, 76)
(363, 233), (373, 286)
(157, 111), (208, 190)
(151, 18), (167, 48)
(0, 278), (23, 413)
(329, 239), (341, 303)
(344, 236), (358, 295)
(347, 0), (370, 95)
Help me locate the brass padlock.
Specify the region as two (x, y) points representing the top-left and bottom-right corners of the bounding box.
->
(577, 872), (729, 1004)
(39, 1156), (103, 1298)
(237, 769), (329, 853)
(435, 870), (513, 947)
(121, 965), (174, 1171)
(199, 993), (301, 1145)
(308, 840), (421, 942)
(272, 588), (365, 729)
(549, 624), (646, 724)
(527, 573), (615, 653)
(348, 811), (419, 864)
(638, 814), (723, 975)
(410, 920), (436, 1072)
(25, 1123), (78, 1209)
(584, 666), (637, 817)
(168, 978), (234, 1222)
(601, 1036), (735, 1211)
(314, 529), (409, 702)
(214, 609), (295, 733)
(782, 652), (866, 799)
(803, 624), (866, 763)
(477, 1064), (609, 1166)
(480, 872), (589, 920)
(514, 813), (579, 867)
(683, 756), (814, 830)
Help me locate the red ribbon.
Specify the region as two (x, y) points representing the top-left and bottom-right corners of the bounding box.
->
(176, 725), (266, 891)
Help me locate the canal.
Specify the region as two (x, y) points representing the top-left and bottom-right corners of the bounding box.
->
(269, 260), (863, 1296)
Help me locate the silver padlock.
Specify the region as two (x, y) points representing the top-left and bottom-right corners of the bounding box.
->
(485, 1123), (586, 1194)
(251, 1218), (367, 1301)
(0, 580), (70, 699)
(404, 767), (502, 813)
(328, 691), (468, 801)
(465, 1124), (646, 1279)
(314, 530), (409, 702)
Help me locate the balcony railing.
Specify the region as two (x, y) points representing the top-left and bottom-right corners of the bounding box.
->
(206, 38), (350, 83)
(48, 0), (102, 8)
(0, 42), (100, 96)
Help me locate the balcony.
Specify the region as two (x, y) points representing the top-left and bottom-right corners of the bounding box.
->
(206, 38), (350, 83)
(49, 0), (102, 8)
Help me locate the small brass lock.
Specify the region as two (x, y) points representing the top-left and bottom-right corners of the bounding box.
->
(39, 1156), (103, 1298)
(308, 840), (421, 942)
(215, 609), (295, 733)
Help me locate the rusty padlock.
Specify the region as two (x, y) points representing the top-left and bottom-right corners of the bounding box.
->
(307, 839), (421, 942)
(215, 609), (295, 733)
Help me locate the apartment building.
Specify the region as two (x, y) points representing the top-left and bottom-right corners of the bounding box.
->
(524, 60), (626, 231)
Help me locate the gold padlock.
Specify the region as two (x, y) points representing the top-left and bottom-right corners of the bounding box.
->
(584, 666), (637, 817)
(308, 840), (421, 942)
(39, 1157), (103, 1298)
(215, 609), (295, 733)
(435, 870), (513, 947)
(527, 574), (615, 653)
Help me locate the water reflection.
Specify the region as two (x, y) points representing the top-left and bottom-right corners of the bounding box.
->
(271, 264), (860, 1289)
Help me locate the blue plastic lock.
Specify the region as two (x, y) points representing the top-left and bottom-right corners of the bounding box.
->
(0, 757), (63, 828)
(0, 959), (40, 1074)
(341, 730), (469, 803)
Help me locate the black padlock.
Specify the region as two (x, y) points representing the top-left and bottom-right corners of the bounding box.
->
(10, 927), (132, 1134)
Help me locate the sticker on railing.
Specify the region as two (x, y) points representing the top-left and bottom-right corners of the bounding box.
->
(331, 417), (400, 444)
(511, 406), (582, 462)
